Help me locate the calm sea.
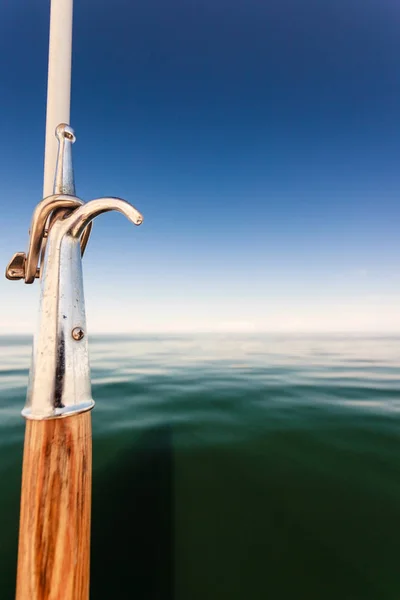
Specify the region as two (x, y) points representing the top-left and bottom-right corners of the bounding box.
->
(0, 334), (399, 599)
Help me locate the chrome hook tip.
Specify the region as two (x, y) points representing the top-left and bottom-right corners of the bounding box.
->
(55, 123), (76, 143)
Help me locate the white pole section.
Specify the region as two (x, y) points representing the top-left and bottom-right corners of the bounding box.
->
(43, 0), (74, 198)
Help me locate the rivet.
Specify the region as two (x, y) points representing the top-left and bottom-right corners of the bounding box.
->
(72, 327), (84, 341)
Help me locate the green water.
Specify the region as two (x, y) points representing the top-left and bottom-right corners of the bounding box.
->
(0, 334), (399, 599)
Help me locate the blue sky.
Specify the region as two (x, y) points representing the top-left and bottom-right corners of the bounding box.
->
(1, 0), (400, 333)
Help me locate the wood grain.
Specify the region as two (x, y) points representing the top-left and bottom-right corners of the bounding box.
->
(16, 412), (92, 600)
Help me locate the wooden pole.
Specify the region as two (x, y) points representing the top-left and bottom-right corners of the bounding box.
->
(16, 412), (92, 600)
(15, 1), (92, 597)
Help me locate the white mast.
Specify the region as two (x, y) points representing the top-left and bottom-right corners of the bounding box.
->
(43, 0), (74, 198)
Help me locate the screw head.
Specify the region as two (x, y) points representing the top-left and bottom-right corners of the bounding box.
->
(72, 327), (85, 341)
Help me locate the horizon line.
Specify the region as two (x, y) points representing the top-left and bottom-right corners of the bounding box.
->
(0, 330), (399, 337)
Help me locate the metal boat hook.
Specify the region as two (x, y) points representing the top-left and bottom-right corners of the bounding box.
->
(6, 123), (143, 420)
